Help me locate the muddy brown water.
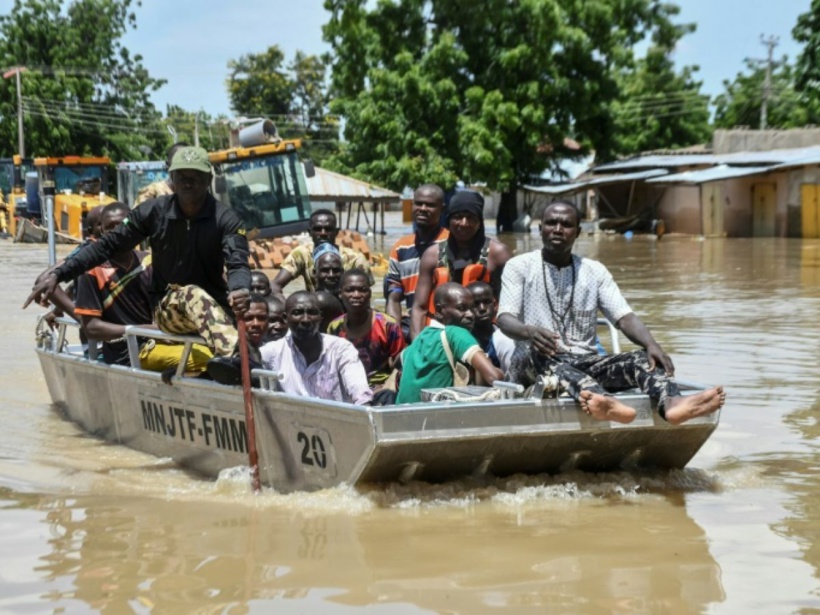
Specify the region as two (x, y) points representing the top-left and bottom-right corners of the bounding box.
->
(1, 225), (819, 613)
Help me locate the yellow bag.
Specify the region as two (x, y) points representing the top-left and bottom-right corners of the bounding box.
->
(139, 340), (213, 374)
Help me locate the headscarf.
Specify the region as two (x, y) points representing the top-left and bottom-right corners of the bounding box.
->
(312, 242), (340, 263)
(447, 190), (486, 263)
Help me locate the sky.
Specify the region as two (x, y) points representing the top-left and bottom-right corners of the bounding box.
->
(0, 0), (813, 117)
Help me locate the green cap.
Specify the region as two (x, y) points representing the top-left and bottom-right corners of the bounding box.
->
(168, 146), (212, 174)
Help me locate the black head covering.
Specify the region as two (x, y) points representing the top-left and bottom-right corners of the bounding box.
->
(446, 190), (486, 266)
(448, 190), (484, 219)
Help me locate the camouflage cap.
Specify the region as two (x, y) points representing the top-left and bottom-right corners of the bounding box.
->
(168, 146), (212, 174)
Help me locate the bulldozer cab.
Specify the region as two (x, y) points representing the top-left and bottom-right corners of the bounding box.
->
(209, 120), (312, 239)
(34, 156), (115, 239)
(117, 160), (168, 208)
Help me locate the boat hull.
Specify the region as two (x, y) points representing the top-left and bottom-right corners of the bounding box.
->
(37, 348), (719, 493)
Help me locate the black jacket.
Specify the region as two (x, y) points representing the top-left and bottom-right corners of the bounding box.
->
(54, 194), (251, 313)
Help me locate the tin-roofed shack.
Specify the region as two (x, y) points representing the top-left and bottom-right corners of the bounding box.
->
(306, 165), (400, 235)
(523, 130), (820, 238)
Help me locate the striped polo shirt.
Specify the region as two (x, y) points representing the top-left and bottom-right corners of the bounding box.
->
(385, 228), (449, 309)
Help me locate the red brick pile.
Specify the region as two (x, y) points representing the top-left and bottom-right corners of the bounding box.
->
(248, 230), (374, 270)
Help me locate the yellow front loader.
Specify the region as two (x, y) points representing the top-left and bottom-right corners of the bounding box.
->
(34, 156), (116, 239)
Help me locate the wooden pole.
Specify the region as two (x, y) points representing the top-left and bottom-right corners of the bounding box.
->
(237, 318), (261, 492)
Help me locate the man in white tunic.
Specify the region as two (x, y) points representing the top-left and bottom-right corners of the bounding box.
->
(260, 291), (372, 405)
(497, 201), (724, 425)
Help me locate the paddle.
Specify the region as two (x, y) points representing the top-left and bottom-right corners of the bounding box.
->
(237, 318), (261, 492)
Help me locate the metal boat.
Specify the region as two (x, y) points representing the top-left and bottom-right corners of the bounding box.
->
(35, 319), (720, 493)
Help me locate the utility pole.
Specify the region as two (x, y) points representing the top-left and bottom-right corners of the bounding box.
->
(2, 66), (26, 157)
(759, 35), (779, 130)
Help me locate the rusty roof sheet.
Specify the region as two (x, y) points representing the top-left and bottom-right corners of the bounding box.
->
(306, 166), (400, 202)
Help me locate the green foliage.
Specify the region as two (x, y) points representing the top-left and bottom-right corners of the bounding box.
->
(227, 46), (293, 118)
(611, 44), (711, 156)
(793, 0), (820, 97)
(226, 45), (339, 164)
(713, 58), (815, 129)
(0, 0), (167, 160)
(322, 0), (693, 229)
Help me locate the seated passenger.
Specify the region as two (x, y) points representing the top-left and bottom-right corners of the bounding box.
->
(327, 269), (405, 389)
(466, 281), (516, 376)
(396, 283), (503, 404)
(73, 202), (212, 372)
(315, 290), (344, 333)
(265, 296), (288, 342)
(260, 291), (372, 405)
(206, 293), (270, 385)
(314, 246), (344, 298)
(250, 271), (272, 297)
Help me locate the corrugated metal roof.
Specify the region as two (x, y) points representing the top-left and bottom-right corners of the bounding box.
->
(766, 150), (820, 171)
(593, 154), (717, 172)
(306, 166), (400, 202)
(645, 164), (772, 185)
(593, 145), (820, 173)
(523, 169), (668, 195)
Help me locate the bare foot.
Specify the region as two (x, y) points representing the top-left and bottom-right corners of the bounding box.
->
(579, 391), (637, 424)
(663, 386), (725, 425)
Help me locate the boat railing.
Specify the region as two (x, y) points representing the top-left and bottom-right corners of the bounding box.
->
(598, 318), (621, 354)
(43, 317), (208, 379)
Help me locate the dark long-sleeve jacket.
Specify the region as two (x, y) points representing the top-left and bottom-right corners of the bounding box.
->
(53, 194), (251, 313)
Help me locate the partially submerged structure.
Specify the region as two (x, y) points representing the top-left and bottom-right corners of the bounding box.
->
(524, 130), (820, 238)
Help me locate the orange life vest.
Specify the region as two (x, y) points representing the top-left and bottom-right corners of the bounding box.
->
(426, 238), (491, 320)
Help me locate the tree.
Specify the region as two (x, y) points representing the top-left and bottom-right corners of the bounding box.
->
(288, 51), (339, 164)
(226, 46), (293, 118)
(0, 0), (166, 160)
(794, 0), (820, 97)
(611, 24), (711, 156)
(161, 105), (232, 153)
(225, 46), (339, 164)
(713, 58), (813, 129)
(323, 0), (693, 231)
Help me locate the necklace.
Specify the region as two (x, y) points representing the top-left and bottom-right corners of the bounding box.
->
(541, 254), (576, 341)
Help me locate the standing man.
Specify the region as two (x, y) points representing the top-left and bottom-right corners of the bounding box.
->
(271, 209), (372, 298)
(384, 184), (450, 333)
(397, 283), (503, 404)
(260, 291), (372, 405)
(497, 201), (725, 425)
(411, 190), (512, 339)
(136, 142), (189, 205)
(25, 146), (251, 357)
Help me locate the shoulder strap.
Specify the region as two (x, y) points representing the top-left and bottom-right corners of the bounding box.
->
(440, 329), (456, 371)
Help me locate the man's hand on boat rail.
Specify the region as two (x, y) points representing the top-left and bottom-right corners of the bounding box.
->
(228, 289), (251, 318)
(23, 271), (59, 309)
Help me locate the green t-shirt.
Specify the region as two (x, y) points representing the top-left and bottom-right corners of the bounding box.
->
(396, 323), (481, 404)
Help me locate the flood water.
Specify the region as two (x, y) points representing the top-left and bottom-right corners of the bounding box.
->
(1, 224), (819, 613)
